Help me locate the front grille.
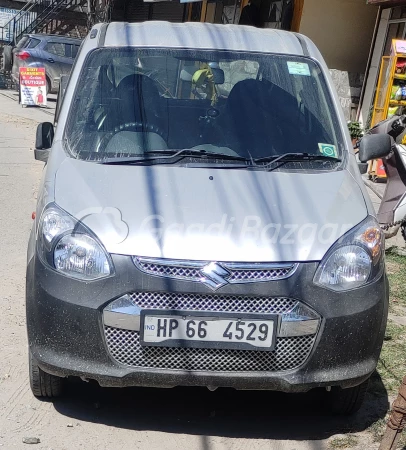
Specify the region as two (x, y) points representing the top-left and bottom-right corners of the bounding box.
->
(138, 262), (201, 279)
(134, 257), (296, 283)
(104, 326), (316, 372)
(226, 268), (293, 282)
(129, 292), (298, 315)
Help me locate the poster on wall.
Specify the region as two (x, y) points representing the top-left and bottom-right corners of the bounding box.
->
(19, 67), (47, 107)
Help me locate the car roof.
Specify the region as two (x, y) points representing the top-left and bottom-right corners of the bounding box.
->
(24, 33), (82, 43)
(100, 22), (306, 56)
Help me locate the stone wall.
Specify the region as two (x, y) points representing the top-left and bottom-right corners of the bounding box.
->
(329, 69), (364, 121)
(219, 60), (259, 95)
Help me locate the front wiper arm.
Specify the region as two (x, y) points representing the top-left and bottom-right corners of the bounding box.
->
(255, 153), (309, 165)
(99, 149), (251, 165)
(253, 152), (341, 172)
(255, 152), (342, 164)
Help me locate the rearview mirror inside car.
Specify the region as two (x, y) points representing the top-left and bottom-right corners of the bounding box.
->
(35, 122), (54, 162)
(358, 134), (392, 163)
(180, 66), (225, 85)
(211, 68), (225, 85)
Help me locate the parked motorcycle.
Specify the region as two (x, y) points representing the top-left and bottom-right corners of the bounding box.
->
(358, 114), (406, 243)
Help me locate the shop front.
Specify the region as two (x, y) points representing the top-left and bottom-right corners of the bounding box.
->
(111, 0), (302, 33)
(109, 0), (378, 122)
(200, 0), (300, 30)
(111, 0), (188, 24)
(360, 1), (406, 125)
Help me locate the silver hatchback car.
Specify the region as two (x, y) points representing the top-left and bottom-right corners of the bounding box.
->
(27, 22), (389, 415)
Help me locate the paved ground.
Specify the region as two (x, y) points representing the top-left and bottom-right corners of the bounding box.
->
(0, 90), (403, 450)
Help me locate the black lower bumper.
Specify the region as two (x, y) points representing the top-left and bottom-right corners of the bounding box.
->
(35, 346), (377, 392)
(26, 255), (389, 393)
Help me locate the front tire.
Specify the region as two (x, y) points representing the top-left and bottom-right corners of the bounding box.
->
(29, 351), (63, 398)
(46, 78), (51, 96)
(326, 379), (369, 415)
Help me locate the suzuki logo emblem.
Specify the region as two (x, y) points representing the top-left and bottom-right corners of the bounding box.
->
(200, 262), (230, 290)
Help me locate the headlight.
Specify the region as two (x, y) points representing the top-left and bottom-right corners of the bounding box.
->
(37, 203), (114, 281)
(314, 216), (384, 292)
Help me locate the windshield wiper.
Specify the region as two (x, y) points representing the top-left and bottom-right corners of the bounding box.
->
(99, 149), (252, 165)
(255, 152), (341, 164)
(254, 152), (342, 172)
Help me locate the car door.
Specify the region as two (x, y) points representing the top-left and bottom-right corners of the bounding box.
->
(42, 41), (71, 83)
(57, 43), (76, 75)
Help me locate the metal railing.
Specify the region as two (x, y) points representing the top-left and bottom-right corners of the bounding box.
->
(0, 0), (36, 44)
(0, 0), (81, 46)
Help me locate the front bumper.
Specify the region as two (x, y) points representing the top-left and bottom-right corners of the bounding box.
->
(26, 254), (389, 392)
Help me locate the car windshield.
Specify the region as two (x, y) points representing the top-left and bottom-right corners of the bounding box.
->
(64, 47), (344, 165)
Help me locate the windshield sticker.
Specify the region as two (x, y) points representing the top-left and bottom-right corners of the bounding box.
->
(318, 143), (338, 158)
(287, 62), (311, 76)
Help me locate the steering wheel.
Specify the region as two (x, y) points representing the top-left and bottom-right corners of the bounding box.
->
(97, 122), (167, 154)
(113, 122), (167, 140)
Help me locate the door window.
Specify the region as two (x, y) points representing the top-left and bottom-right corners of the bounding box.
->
(47, 44), (81, 59)
(45, 42), (67, 57)
(26, 38), (41, 49)
(71, 45), (79, 59)
(16, 36), (29, 49)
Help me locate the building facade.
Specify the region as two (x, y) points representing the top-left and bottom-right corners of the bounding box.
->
(360, 1), (406, 125)
(194, 0), (379, 120)
(298, 0), (378, 121)
(0, 0), (87, 42)
(0, 0), (391, 123)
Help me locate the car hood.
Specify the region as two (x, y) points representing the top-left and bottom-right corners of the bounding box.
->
(54, 159), (367, 262)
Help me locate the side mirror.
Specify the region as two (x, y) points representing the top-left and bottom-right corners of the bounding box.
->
(35, 122), (54, 162)
(358, 134), (392, 163)
(358, 162), (368, 174)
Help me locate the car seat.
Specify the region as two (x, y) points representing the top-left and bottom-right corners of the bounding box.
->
(213, 79), (300, 158)
(114, 74), (168, 138)
(103, 74), (169, 154)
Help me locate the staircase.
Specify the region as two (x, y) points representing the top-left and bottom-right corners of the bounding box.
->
(1, 0), (86, 45)
(0, 0), (87, 87)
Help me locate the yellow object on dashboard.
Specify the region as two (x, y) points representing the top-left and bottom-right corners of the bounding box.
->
(192, 68), (212, 86)
(192, 67), (217, 106)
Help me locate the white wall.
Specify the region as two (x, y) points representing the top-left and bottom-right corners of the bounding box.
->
(299, 0), (379, 73)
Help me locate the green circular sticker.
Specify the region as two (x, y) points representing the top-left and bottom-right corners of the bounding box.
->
(318, 143), (338, 158)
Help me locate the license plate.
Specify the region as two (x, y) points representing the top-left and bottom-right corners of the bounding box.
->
(140, 310), (277, 351)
